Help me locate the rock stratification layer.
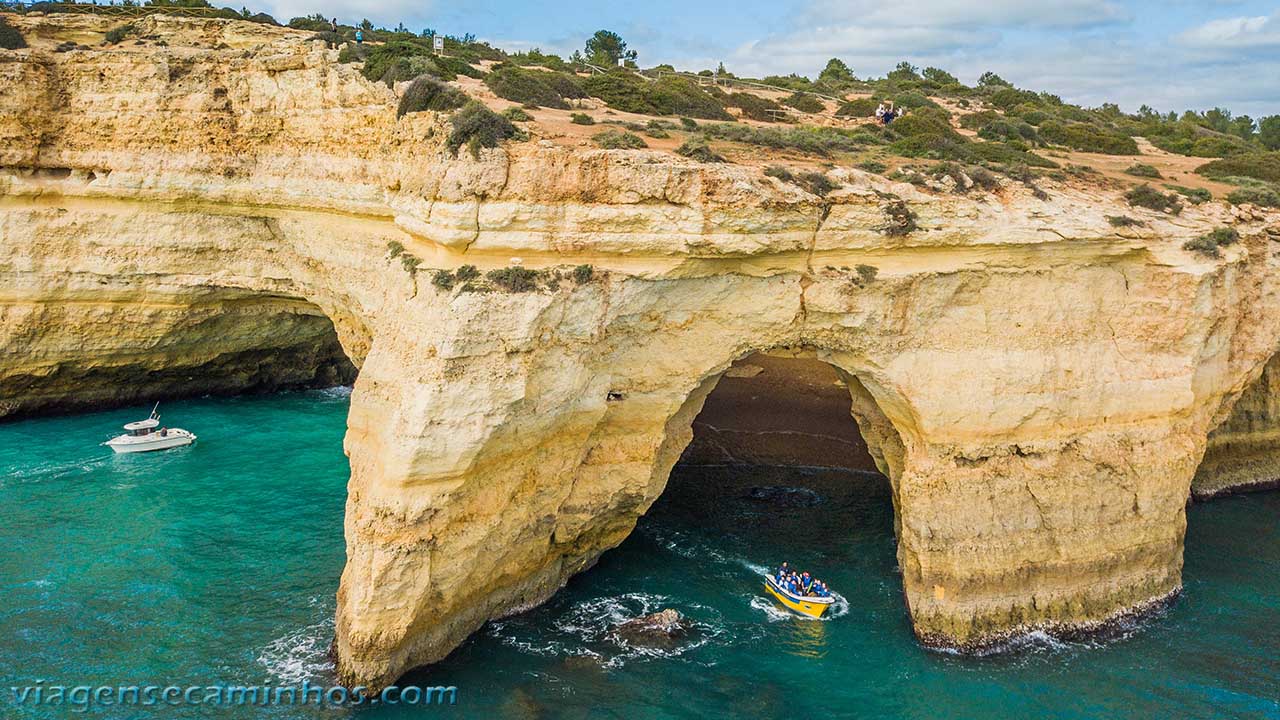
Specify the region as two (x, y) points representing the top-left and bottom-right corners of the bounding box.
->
(3, 15), (1280, 691)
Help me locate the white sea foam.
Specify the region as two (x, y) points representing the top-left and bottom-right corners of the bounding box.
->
(489, 592), (727, 669)
(257, 600), (335, 684)
(313, 386), (353, 400)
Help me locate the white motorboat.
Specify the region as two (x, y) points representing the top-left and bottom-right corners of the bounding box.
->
(105, 404), (196, 454)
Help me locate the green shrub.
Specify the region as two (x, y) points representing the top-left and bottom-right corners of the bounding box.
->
(835, 97), (879, 118)
(432, 55), (488, 80)
(644, 76), (733, 120)
(784, 92), (825, 113)
(486, 266), (539, 292)
(1227, 186), (1280, 208)
(1167, 185), (1211, 204)
(967, 165), (1001, 192)
(1124, 163), (1162, 179)
(1106, 215), (1144, 227)
(798, 171), (837, 197)
(1182, 236), (1220, 258)
(859, 160), (888, 174)
(484, 66), (572, 109)
(725, 92), (785, 122)
(977, 119), (1039, 144)
(680, 117), (698, 130)
(880, 198), (918, 236)
(1206, 227), (1240, 246)
(968, 141), (1057, 168)
(545, 72), (586, 99)
(309, 31), (344, 47)
(1182, 228), (1240, 258)
(1125, 184), (1183, 214)
(387, 240), (405, 258)
(1020, 109), (1050, 126)
(1195, 152), (1280, 184)
(676, 136), (725, 162)
(890, 131), (1055, 169)
(397, 77), (468, 118)
(593, 129), (647, 149)
(581, 71), (651, 113)
(509, 49), (570, 71)
(572, 264), (594, 283)
(855, 264), (879, 285)
(361, 41), (428, 83)
(431, 269), (456, 290)
(455, 264), (481, 281)
(361, 46), (485, 86)
(764, 165), (794, 182)
(887, 107), (955, 138)
(645, 125), (670, 138)
(582, 72), (731, 120)
(1038, 121), (1138, 155)
(570, 112), (595, 125)
(701, 122), (879, 157)
(503, 106), (533, 121)
(400, 254), (422, 276)
(337, 42), (368, 64)
(103, 23), (134, 45)
(447, 101), (521, 158)
(958, 110), (1001, 130)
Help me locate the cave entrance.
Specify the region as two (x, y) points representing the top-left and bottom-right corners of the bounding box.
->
(1192, 351), (1280, 500)
(0, 295), (358, 420)
(680, 352), (884, 473)
(633, 351), (903, 626)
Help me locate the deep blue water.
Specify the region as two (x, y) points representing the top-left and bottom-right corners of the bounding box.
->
(0, 392), (1277, 719)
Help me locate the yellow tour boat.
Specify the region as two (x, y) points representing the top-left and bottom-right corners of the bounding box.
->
(764, 575), (835, 618)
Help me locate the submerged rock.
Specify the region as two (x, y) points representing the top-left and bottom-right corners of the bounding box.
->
(613, 609), (691, 649)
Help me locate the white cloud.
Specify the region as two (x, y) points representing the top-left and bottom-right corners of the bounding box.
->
(1177, 12), (1280, 49)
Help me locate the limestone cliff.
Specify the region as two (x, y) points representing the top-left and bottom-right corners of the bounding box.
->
(3, 14), (1280, 692)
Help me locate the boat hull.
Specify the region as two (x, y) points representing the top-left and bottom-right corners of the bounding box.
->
(106, 431), (196, 454)
(764, 577), (832, 618)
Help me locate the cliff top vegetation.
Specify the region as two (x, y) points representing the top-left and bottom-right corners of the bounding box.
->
(4, 2), (1279, 207)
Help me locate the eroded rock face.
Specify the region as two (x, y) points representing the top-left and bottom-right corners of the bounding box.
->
(4, 15), (1280, 692)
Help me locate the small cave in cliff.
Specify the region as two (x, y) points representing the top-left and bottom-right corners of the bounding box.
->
(0, 298), (357, 421)
(1193, 352), (1280, 500)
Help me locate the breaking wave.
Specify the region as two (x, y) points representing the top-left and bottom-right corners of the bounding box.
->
(256, 597), (335, 684)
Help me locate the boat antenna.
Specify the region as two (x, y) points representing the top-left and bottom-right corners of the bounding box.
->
(150, 402), (160, 420)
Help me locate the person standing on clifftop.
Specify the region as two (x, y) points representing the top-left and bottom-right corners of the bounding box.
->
(330, 17), (338, 32)
(355, 28), (363, 44)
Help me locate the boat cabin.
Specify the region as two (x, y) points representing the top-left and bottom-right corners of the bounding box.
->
(122, 418), (160, 437)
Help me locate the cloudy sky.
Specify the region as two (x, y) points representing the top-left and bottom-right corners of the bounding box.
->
(264, 0), (1280, 118)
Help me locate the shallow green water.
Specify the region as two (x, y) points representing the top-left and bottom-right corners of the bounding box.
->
(1, 392), (1278, 719)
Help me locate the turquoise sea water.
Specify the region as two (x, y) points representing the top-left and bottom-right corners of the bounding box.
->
(1, 392), (1278, 719)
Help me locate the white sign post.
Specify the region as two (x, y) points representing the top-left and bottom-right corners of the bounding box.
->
(433, 35), (444, 53)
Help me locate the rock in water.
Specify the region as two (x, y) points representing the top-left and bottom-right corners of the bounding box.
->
(614, 609), (690, 649)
